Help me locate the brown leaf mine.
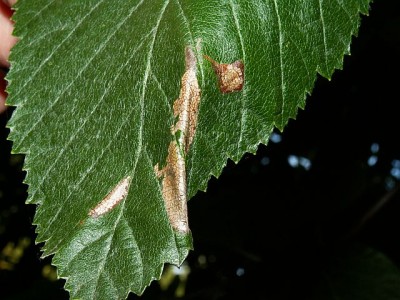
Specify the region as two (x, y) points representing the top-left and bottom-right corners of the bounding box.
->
(89, 176), (131, 218)
(173, 47), (201, 153)
(155, 46), (200, 233)
(204, 55), (244, 93)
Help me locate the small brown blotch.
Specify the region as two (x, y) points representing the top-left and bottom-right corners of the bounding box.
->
(88, 176), (131, 218)
(204, 55), (244, 93)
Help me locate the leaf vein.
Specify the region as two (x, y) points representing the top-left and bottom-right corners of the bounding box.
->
(93, 214), (142, 298)
(36, 34), (153, 242)
(151, 72), (172, 111)
(288, 36), (311, 79)
(15, 0), (146, 150)
(336, 0), (352, 22)
(12, 0), (107, 100)
(229, 0), (247, 155)
(318, 0), (329, 72)
(18, 0), (56, 31)
(138, 0), (170, 159)
(176, 0), (206, 88)
(272, 0), (286, 122)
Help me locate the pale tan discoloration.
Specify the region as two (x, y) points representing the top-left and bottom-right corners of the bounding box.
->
(155, 46), (200, 233)
(154, 142), (188, 233)
(172, 47), (201, 153)
(89, 176), (131, 218)
(204, 55), (244, 93)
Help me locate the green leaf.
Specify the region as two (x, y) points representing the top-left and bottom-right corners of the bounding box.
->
(6, 0), (371, 299)
(313, 244), (400, 300)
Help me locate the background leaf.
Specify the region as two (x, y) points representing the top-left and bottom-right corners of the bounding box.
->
(6, 0), (371, 298)
(312, 244), (400, 300)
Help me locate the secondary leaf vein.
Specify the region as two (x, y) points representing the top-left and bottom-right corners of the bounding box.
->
(229, 0), (247, 155)
(19, 0), (56, 31)
(272, 0), (286, 124)
(15, 0), (146, 150)
(28, 3), (148, 207)
(13, 0), (106, 100)
(37, 35), (152, 242)
(318, 0), (329, 72)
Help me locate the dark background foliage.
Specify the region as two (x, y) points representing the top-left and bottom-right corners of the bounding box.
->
(1, 1), (399, 299)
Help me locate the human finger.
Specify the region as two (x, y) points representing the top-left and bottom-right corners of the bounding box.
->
(3, 0), (17, 8)
(0, 1), (17, 67)
(0, 70), (7, 114)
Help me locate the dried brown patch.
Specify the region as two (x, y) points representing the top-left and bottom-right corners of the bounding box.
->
(88, 176), (131, 218)
(155, 46), (201, 233)
(204, 55), (244, 93)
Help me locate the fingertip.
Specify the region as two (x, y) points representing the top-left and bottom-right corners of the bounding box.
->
(0, 94), (6, 114)
(2, 0), (17, 8)
(0, 0), (15, 114)
(0, 72), (7, 114)
(0, 1), (17, 67)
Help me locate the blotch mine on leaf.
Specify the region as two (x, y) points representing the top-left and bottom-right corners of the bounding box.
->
(88, 176), (131, 218)
(204, 54), (244, 93)
(155, 46), (200, 233)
